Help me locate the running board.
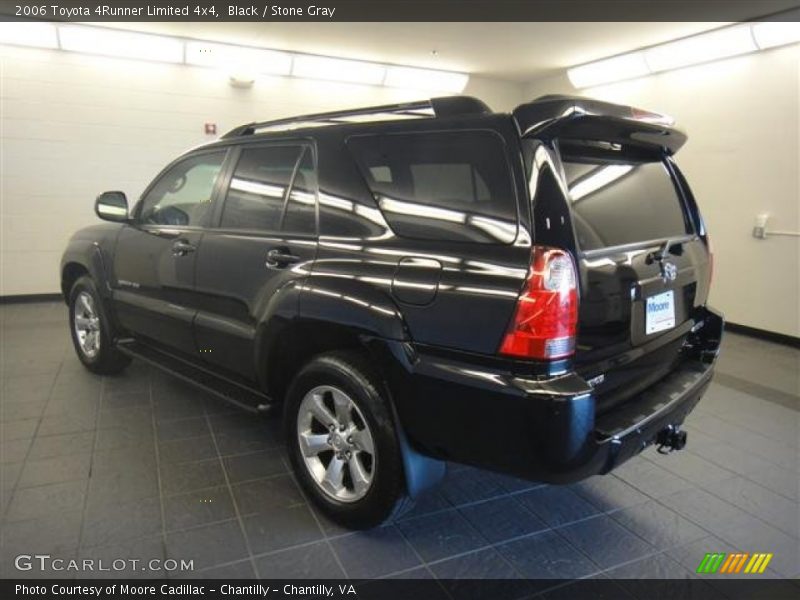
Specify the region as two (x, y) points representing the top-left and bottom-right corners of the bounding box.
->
(116, 339), (275, 415)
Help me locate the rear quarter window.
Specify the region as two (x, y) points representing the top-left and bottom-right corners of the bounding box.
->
(562, 158), (692, 252)
(347, 130), (518, 244)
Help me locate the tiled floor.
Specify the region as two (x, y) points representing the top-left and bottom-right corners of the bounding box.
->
(1, 302), (798, 592)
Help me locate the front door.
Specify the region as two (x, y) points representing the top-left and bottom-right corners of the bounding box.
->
(193, 143), (318, 380)
(113, 149), (229, 355)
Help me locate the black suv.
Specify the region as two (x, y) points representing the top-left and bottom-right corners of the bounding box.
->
(61, 95), (722, 528)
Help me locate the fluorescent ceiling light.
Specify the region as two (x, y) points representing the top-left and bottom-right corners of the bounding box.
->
(185, 41), (291, 75)
(644, 25), (757, 72)
(567, 52), (650, 88)
(0, 22), (58, 49)
(58, 25), (183, 63)
(292, 55), (385, 85)
(752, 22), (800, 49)
(384, 66), (469, 92)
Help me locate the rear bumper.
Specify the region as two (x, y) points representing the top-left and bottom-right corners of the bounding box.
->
(385, 306), (723, 483)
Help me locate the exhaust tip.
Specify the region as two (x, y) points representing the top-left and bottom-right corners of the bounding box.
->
(656, 425), (687, 453)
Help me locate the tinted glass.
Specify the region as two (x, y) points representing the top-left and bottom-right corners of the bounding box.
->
(139, 152), (226, 227)
(348, 131), (517, 243)
(221, 146), (303, 231)
(283, 148), (317, 235)
(563, 160), (691, 251)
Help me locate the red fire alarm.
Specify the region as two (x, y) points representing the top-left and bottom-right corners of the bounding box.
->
(204, 123), (217, 135)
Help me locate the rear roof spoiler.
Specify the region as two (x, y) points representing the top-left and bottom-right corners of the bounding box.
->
(513, 95), (687, 155)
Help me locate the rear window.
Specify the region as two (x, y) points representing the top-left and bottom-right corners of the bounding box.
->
(562, 158), (692, 252)
(347, 131), (517, 243)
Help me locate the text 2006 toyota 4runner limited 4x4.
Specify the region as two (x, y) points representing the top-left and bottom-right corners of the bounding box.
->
(61, 95), (722, 528)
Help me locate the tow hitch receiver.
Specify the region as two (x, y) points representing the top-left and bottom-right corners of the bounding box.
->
(656, 425), (687, 454)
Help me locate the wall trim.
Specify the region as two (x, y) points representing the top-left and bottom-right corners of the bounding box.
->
(0, 293), (63, 304)
(725, 322), (800, 349)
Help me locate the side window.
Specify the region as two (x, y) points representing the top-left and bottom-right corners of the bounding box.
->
(283, 147), (317, 235)
(139, 152), (226, 227)
(347, 131), (517, 244)
(220, 145), (303, 231)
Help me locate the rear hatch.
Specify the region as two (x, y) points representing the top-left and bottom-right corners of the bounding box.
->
(515, 96), (712, 413)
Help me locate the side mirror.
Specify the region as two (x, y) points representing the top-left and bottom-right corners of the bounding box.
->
(95, 191), (129, 222)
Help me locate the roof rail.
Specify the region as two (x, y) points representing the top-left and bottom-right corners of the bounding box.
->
(220, 96), (491, 139)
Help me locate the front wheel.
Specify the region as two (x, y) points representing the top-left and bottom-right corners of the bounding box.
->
(285, 351), (411, 529)
(68, 275), (131, 375)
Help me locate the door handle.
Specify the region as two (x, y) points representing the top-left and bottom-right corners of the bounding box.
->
(172, 240), (196, 256)
(266, 248), (301, 268)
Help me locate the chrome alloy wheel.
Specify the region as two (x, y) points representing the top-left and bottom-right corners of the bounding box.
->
(297, 385), (376, 503)
(73, 291), (101, 359)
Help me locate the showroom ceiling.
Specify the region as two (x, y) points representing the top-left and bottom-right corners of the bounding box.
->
(100, 21), (737, 81)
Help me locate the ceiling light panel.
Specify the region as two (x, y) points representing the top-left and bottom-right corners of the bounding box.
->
(567, 52), (650, 88)
(186, 41), (291, 75)
(0, 22), (58, 49)
(752, 22), (800, 49)
(58, 25), (184, 63)
(644, 25), (757, 72)
(292, 55), (386, 85)
(384, 66), (469, 92)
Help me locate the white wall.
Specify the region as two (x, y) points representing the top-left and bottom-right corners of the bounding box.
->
(0, 44), (524, 296)
(526, 46), (800, 337)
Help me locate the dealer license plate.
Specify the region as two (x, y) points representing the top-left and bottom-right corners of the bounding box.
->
(645, 290), (676, 335)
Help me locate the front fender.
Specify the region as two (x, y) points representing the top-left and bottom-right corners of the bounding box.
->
(60, 231), (119, 300)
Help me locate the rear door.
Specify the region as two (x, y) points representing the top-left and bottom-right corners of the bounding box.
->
(555, 142), (710, 410)
(344, 122), (531, 355)
(193, 142), (318, 381)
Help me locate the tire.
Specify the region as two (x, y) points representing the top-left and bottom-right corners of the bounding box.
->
(68, 275), (131, 375)
(284, 351), (412, 529)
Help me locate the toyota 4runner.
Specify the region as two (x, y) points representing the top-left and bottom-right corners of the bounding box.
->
(61, 95), (723, 528)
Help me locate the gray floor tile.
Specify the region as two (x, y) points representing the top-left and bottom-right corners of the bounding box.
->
(82, 496), (162, 548)
(708, 476), (799, 537)
(156, 417), (210, 442)
(164, 485), (235, 532)
(28, 431), (94, 459)
(17, 452), (91, 488)
(331, 525), (420, 579)
(255, 540), (346, 578)
(458, 496), (547, 543)
(559, 514), (655, 570)
(158, 435), (217, 465)
(397, 510), (485, 562)
(432, 548), (532, 599)
(165, 519), (249, 570)
(0, 509), (83, 557)
(570, 475), (651, 513)
(516, 485), (601, 528)
(497, 529), (597, 579)
(243, 504), (323, 555)
(614, 457), (695, 497)
(1, 438), (32, 464)
(159, 459), (226, 495)
(5, 480), (86, 522)
(232, 474), (305, 514)
(611, 500), (708, 549)
(1, 418), (39, 442)
(222, 450), (287, 483)
(437, 467), (508, 506)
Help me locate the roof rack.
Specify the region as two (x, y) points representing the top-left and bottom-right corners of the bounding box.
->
(220, 95), (491, 139)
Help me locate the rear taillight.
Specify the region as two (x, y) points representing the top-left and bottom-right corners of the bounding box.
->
(499, 246), (578, 360)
